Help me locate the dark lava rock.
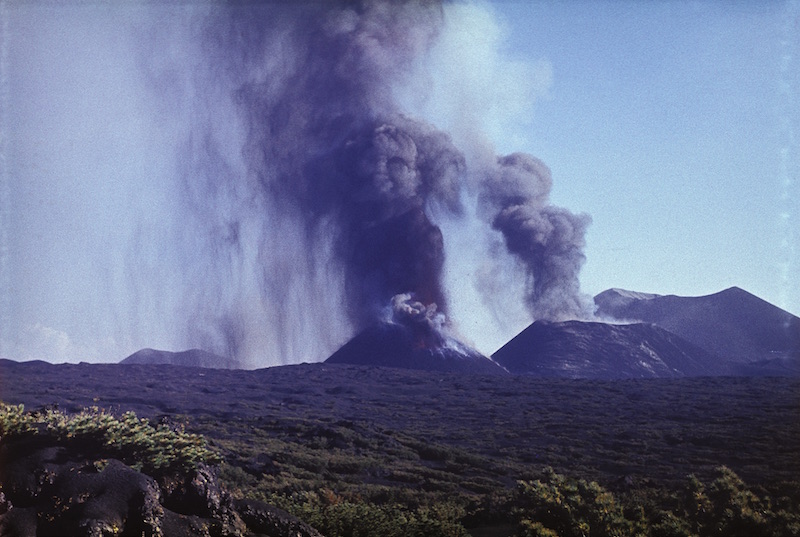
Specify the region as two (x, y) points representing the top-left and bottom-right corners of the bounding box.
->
(595, 286), (800, 367)
(121, 348), (241, 370)
(160, 463), (247, 536)
(326, 322), (507, 375)
(0, 435), (321, 537)
(0, 435), (163, 536)
(492, 320), (724, 379)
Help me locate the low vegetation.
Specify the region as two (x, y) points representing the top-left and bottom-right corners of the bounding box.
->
(0, 403), (220, 476)
(514, 466), (800, 537)
(2, 362), (799, 536)
(210, 423), (800, 537)
(3, 400), (797, 536)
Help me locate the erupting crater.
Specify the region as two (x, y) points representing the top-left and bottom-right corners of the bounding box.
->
(325, 294), (507, 375)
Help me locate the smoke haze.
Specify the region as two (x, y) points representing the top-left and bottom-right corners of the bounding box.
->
(2, 0), (590, 366)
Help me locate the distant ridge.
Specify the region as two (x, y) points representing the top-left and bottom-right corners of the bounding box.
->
(593, 288), (659, 309)
(325, 322), (507, 375)
(595, 286), (800, 366)
(121, 348), (240, 369)
(492, 320), (723, 379)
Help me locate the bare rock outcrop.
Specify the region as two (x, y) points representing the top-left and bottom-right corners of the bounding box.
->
(0, 435), (321, 537)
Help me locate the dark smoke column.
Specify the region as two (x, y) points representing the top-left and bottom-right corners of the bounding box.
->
(205, 1), (464, 332)
(332, 119), (465, 325)
(480, 153), (593, 320)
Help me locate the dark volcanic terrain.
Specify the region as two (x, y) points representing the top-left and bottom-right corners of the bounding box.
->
(595, 286), (800, 367)
(492, 320), (723, 378)
(1, 359), (797, 501)
(321, 287), (800, 379)
(325, 322), (506, 375)
(122, 348), (239, 369)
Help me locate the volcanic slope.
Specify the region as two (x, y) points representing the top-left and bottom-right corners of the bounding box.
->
(595, 287), (800, 370)
(121, 348), (240, 369)
(492, 320), (723, 379)
(325, 322), (507, 375)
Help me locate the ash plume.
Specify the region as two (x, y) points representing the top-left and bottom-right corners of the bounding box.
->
(159, 0), (592, 362)
(479, 153), (593, 320)
(191, 1), (464, 340)
(4, 0), (593, 366)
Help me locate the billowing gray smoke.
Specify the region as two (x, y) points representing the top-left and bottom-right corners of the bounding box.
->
(147, 0), (591, 364)
(480, 153), (593, 320)
(186, 1), (464, 341)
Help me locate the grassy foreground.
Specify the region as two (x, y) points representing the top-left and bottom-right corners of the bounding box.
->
(2, 403), (799, 536)
(1, 361), (799, 536)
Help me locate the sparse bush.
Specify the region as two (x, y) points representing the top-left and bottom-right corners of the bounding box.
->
(268, 489), (469, 537)
(514, 467), (644, 537)
(0, 403), (36, 436)
(517, 519), (559, 537)
(0, 403), (221, 476)
(675, 466), (800, 537)
(513, 467), (800, 537)
(649, 511), (695, 537)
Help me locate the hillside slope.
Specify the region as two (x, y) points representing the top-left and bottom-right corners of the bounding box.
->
(595, 287), (800, 367)
(121, 348), (240, 369)
(325, 322), (507, 375)
(492, 320), (723, 378)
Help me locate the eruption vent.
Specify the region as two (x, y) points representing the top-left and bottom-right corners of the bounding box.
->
(327, 293), (508, 375)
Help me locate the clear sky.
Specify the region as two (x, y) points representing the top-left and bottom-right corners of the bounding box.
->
(488, 0), (798, 314)
(1, 0), (797, 364)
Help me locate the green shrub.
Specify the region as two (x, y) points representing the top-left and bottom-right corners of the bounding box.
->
(676, 466), (800, 537)
(514, 467), (800, 537)
(0, 403), (36, 436)
(0, 403), (220, 475)
(268, 489), (469, 537)
(515, 467), (645, 537)
(649, 511), (695, 537)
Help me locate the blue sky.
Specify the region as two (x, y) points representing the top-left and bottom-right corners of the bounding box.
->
(1, 1), (797, 363)
(488, 0), (798, 313)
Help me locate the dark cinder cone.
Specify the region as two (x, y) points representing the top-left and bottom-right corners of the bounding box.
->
(326, 322), (507, 375)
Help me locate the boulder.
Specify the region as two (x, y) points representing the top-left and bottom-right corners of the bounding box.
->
(0, 435), (324, 537)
